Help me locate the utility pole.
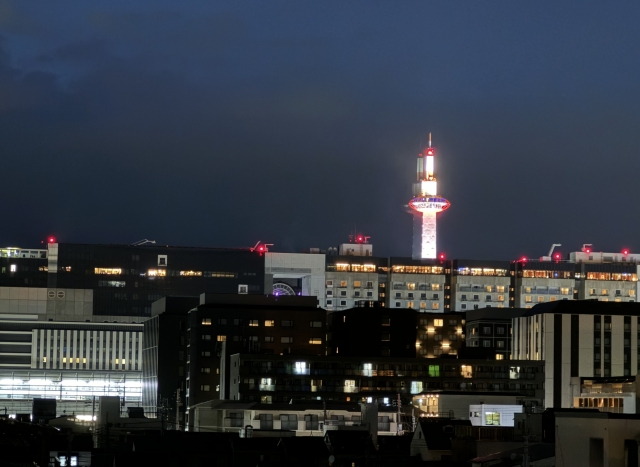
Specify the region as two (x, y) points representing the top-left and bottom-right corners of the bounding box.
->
(396, 394), (402, 435)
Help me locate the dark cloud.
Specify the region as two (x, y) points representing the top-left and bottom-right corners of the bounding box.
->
(1, 2), (640, 260)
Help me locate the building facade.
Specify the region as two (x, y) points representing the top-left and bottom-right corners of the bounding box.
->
(512, 300), (640, 408)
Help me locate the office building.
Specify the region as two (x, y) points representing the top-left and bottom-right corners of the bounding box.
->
(1, 241), (266, 321)
(512, 300), (640, 408)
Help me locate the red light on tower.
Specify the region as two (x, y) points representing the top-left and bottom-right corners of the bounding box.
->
(357, 235), (364, 244)
(438, 253), (446, 260)
(554, 252), (561, 260)
(585, 248), (591, 253)
(258, 246), (265, 252)
(623, 248), (630, 255)
(48, 236), (56, 243)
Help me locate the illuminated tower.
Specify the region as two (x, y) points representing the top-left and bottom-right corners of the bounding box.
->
(407, 133), (450, 259)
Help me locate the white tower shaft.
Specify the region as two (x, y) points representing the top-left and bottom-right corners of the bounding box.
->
(421, 212), (437, 259)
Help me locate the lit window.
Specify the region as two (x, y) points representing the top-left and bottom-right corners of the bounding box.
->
(340, 281), (347, 287)
(630, 290), (636, 297)
(432, 302), (440, 310)
(216, 335), (226, 342)
(249, 320), (259, 327)
(95, 268), (122, 275)
(602, 289), (609, 296)
(202, 318), (212, 325)
(42, 357), (47, 363)
(115, 359), (119, 364)
(497, 286), (505, 293)
(353, 281), (361, 288)
(344, 380), (356, 387)
(407, 283), (416, 290)
(431, 283), (441, 291)
(407, 301), (414, 309)
(294, 361), (307, 374)
(498, 295), (504, 301)
(561, 288), (570, 295)
(525, 296), (532, 303)
(420, 302), (427, 309)
(83, 358), (87, 363)
(434, 319), (443, 327)
(180, 270), (202, 276)
(326, 280), (333, 287)
(309, 338), (322, 345)
(9, 264), (16, 272)
(537, 296), (544, 303)
(147, 269), (166, 277)
(265, 320), (274, 327)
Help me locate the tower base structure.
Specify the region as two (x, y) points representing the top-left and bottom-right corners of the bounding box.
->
(412, 212), (437, 259)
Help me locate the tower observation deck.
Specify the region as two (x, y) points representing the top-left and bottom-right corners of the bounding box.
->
(406, 133), (450, 259)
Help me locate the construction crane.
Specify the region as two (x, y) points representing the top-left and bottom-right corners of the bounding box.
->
(540, 244), (562, 261)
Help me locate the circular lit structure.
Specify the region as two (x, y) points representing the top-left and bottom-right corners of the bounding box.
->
(406, 134), (451, 259)
(272, 283), (295, 296)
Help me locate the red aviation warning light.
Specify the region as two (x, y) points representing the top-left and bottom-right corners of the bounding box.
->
(250, 241), (272, 256)
(623, 248), (630, 255)
(438, 253), (446, 260)
(553, 252), (561, 261)
(48, 236), (56, 243)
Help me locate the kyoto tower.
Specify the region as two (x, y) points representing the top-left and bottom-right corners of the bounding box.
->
(407, 133), (450, 259)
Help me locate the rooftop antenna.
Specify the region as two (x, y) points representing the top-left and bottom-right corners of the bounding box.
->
(130, 239), (156, 246)
(428, 132), (432, 148)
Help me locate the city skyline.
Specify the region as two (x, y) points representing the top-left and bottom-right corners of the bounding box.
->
(2, 2), (640, 260)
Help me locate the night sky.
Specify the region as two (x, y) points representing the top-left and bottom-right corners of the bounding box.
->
(2, 1), (640, 260)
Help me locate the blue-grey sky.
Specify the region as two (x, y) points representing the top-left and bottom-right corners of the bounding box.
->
(2, 1), (640, 259)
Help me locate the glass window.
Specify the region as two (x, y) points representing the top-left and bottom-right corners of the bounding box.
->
(434, 319), (443, 327)
(265, 320), (274, 327)
(202, 318), (211, 325)
(249, 320), (259, 327)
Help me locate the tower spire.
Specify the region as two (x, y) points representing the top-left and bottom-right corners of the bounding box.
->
(428, 132), (432, 148)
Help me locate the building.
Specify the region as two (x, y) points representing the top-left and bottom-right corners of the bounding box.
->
(513, 259), (577, 308)
(387, 257), (447, 311)
(1, 241), (266, 321)
(324, 255), (385, 311)
(554, 410), (640, 467)
(450, 260), (511, 311)
(465, 308), (527, 360)
(142, 296), (199, 423)
(468, 404), (523, 427)
(227, 354), (545, 408)
(406, 133), (451, 259)
(189, 399), (399, 437)
(326, 306), (417, 358)
(512, 300), (640, 408)
(264, 251), (325, 304)
(184, 294), (325, 426)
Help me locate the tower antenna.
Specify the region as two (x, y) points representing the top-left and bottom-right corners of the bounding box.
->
(428, 132), (432, 148)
